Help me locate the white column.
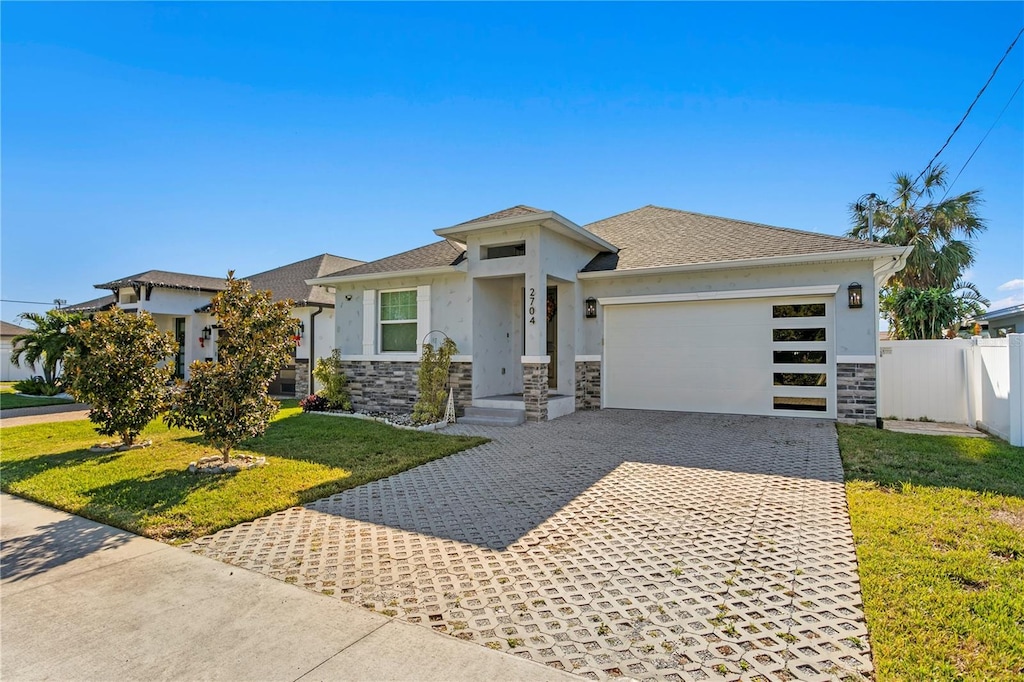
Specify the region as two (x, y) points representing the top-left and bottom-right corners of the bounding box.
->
(524, 270), (545, 358)
(362, 290), (376, 355)
(417, 285), (432, 353)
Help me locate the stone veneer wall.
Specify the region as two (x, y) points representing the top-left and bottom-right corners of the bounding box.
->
(836, 362), (876, 424)
(338, 360), (474, 416)
(294, 358), (310, 398)
(575, 361), (601, 410)
(523, 363), (549, 422)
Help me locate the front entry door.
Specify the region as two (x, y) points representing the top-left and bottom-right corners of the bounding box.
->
(174, 317), (186, 379)
(546, 287), (557, 389)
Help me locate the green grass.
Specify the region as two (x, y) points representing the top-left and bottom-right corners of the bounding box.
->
(0, 382), (75, 410)
(0, 402), (487, 543)
(839, 425), (1024, 681)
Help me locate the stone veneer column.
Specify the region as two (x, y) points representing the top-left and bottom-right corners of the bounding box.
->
(294, 358), (310, 397)
(523, 363), (549, 422)
(836, 362), (877, 425)
(574, 361), (601, 410)
(447, 362), (473, 417)
(340, 360), (420, 413)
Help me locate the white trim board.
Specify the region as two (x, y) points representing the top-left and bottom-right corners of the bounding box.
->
(521, 355), (551, 364)
(597, 285), (840, 307)
(837, 355), (876, 365)
(575, 355), (602, 362)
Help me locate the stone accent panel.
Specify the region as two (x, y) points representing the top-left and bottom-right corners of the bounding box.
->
(837, 362), (876, 424)
(574, 360), (601, 410)
(523, 363), (549, 422)
(294, 359), (310, 398)
(447, 361), (473, 417)
(340, 360), (419, 413)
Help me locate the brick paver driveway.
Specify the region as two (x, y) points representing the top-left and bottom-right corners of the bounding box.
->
(186, 411), (871, 682)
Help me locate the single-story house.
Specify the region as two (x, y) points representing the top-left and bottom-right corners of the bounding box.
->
(308, 205), (911, 424)
(974, 303), (1024, 338)
(65, 254), (363, 394)
(1, 320), (34, 382)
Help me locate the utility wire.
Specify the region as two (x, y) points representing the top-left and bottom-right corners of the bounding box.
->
(0, 299), (54, 306)
(940, 78), (1024, 202)
(893, 26), (1024, 205)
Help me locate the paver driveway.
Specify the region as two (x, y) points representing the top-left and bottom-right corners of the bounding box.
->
(185, 410), (871, 682)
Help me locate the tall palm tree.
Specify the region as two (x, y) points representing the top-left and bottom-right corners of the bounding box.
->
(10, 309), (83, 385)
(849, 165), (986, 289)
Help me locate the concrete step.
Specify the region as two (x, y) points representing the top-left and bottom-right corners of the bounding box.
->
(459, 406), (526, 427)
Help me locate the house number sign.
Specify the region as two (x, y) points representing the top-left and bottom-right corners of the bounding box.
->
(528, 287), (536, 325)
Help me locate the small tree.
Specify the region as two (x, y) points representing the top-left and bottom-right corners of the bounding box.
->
(166, 273), (296, 462)
(312, 349), (351, 410)
(412, 336), (457, 424)
(64, 309), (177, 446)
(11, 309), (83, 386)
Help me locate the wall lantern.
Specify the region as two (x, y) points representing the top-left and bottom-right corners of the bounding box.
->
(295, 321), (305, 337)
(201, 326), (212, 340)
(848, 283), (863, 309)
(585, 297), (598, 319)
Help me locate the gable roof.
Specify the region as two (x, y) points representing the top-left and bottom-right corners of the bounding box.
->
(317, 240), (466, 279)
(1, 320), (27, 337)
(63, 294), (117, 314)
(455, 205), (546, 226)
(95, 270), (228, 293)
(581, 205), (897, 273)
(246, 254), (364, 307)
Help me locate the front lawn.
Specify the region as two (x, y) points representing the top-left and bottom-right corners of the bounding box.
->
(0, 403), (487, 543)
(0, 382), (75, 410)
(839, 425), (1024, 681)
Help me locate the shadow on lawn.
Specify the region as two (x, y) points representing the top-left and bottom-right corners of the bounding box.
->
(1, 514), (134, 583)
(0, 447), (126, 488)
(839, 424), (1024, 499)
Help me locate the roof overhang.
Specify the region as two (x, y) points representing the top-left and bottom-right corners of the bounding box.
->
(434, 211), (619, 254)
(578, 246), (912, 279)
(975, 303), (1024, 321)
(306, 263), (468, 287)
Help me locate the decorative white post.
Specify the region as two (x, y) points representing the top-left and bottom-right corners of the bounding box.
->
(1009, 333), (1023, 447)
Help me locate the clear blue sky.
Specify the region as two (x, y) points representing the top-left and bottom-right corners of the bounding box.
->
(3, 2), (1022, 323)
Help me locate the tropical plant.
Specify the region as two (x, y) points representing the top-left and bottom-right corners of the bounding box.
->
(312, 349), (351, 410)
(12, 377), (65, 396)
(848, 165), (986, 289)
(881, 280), (989, 340)
(166, 273), (296, 462)
(10, 309), (84, 386)
(63, 309), (177, 446)
(412, 336), (457, 425)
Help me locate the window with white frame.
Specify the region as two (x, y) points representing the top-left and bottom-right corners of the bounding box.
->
(379, 289), (417, 352)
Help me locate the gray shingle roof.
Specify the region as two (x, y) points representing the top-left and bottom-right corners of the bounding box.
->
(63, 294), (117, 313)
(455, 205), (545, 226)
(246, 254), (364, 306)
(320, 240), (466, 278)
(1, 320), (27, 337)
(95, 270), (229, 292)
(581, 205), (894, 272)
(976, 303), (1024, 321)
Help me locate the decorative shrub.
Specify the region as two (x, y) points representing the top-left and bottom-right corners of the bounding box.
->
(312, 349), (351, 410)
(412, 336), (457, 425)
(300, 394), (329, 412)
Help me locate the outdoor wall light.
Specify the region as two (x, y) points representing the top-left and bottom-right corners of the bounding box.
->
(585, 297), (598, 319)
(201, 326), (212, 340)
(848, 283), (863, 309)
(296, 321), (305, 337)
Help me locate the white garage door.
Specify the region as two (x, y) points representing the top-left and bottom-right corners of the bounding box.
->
(603, 297), (835, 418)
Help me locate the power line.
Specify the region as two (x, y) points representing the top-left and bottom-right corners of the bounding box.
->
(894, 26), (1024, 204)
(941, 78), (1024, 202)
(0, 299), (54, 306)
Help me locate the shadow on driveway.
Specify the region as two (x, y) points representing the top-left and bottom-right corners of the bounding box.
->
(1, 514), (133, 583)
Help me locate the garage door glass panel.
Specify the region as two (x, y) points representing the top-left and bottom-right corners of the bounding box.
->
(774, 372), (827, 386)
(772, 350), (827, 364)
(772, 303), (825, 318)
(772, 328), (826, 342)
(773, 396), (828, 411)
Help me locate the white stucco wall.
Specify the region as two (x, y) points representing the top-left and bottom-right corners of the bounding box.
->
(1, 340), (35, 381)
(580, 260), (878, 357)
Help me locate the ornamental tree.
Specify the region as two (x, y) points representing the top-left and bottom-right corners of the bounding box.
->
(63, 309), (177, 446)
(166, 272), (296, 461)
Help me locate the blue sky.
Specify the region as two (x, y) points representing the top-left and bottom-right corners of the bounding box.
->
(3, 2), (1022, 323)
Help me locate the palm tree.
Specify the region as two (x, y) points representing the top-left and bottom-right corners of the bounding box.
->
(848, 165), (986, 289)
(10, 309), (84, 386)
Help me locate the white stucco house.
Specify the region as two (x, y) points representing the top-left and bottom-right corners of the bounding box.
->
(308, 205), (911, 424)
(1, 320), (35, 382)
(66, 254), (363, 395)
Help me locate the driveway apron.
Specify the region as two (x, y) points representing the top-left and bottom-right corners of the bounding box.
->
(185, 410), (871, 682)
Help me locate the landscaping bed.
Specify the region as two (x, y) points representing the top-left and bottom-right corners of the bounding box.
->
(0, 383), (75, 410)
(0, 401), (487, 543)
(838, 424), (1024, 680)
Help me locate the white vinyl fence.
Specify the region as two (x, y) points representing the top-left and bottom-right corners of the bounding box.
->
(879, 334), (1023, 446)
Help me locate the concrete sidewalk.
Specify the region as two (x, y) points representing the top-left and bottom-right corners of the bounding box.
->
(1, 403), (90, 428)
(0, 494), (574, 682)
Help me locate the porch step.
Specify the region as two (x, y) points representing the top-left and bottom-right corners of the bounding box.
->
(459, 406), (526, 427)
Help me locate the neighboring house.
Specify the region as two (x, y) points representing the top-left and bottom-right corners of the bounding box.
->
(65, 254), (363, 394)
(974, 303), (1024, 338)
(308, 205), (910, 424)
(1, 320), (34, 382)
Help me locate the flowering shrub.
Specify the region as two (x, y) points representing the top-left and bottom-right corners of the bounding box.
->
(300, 394), (329, 412)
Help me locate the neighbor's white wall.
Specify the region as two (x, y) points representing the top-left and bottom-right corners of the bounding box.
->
(136, 288), (216, 316)
(1, 340), (35, 381)
(581, 260), (878, 357)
